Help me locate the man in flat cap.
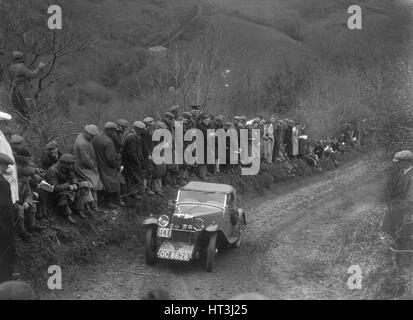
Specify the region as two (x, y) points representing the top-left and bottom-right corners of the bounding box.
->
(273, 119), (284, 163)
(0, 153), (17, 282)
(181, 112), (196, 179)
(190, 104), (202, 119)
(382, 150), (413, 251)
(16, 162), (44, 240)
(196, 113), (211, 180)
(117, 119), (131, 146)
(183, 111), (196, 129)
(40, 140), (62, 170)
(122, 121), (146, 200)
(8, 52), (46, 117)
(142, 118), (156, 196)
(169, 105), (180, 120)
(0, 112), (18, 204)
(92, 122), (122, 209)
(9, 134), (25, 154)
(45, 154), (88, 223)
(74, 125), (103, 214)
(163, 112), (180, 187)
(48, 156), (84, 219)
(151, 122), (167, 195)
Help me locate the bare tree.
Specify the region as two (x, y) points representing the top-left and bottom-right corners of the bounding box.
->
(0, 0), (88, 114)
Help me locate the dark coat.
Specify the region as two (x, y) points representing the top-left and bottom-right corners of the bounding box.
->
(45, 162), (77, 202)
(122, 131), (145, 186)
(196, 121), (209, 164)
(382, 161), (413, 239)
(0, 174), (15, 283)
(0, 174), (14, 236)
(92, 133), (120, 193)
(152, 138), (166, 179)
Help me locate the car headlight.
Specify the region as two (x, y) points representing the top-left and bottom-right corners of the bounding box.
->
(158, 215), (170, 227)
(193, 218), (205, 232)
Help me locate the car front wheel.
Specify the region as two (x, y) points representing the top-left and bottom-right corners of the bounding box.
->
(206, 232), (217, 272)
(145, 227), (157, 265)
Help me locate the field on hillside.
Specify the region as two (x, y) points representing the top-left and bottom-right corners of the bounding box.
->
(0, 0), (410, 151)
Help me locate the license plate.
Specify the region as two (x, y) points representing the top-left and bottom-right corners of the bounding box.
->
(157, 241), (194, 261)
(158, 249), (191, 261)
(157, 227), (171, 238)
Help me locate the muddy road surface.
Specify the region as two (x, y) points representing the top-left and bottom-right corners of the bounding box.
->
(44, 157), (387, 300)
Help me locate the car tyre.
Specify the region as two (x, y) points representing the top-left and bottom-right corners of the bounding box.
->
(206, 232), (217, 272)
(145, 227), (157, 265)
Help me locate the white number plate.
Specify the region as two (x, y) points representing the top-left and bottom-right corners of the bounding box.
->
(157, 227), (171, 238)
(158, 250), (191, 261)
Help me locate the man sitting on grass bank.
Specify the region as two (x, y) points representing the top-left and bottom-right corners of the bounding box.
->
(45, 154), (90, 224)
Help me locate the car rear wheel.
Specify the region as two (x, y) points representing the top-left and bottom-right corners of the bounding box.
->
(206, 232), (217, 272)
(232, 223), (242, 249)
(145, 227), (157, 265)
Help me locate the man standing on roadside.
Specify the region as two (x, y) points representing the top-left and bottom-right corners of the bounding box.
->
(93, 122), (122, 209)
(122, 121), (146, 200)
(0, 153), (17, 283)
(0, 111), (18, 204)
(74, 125), (102, 213)
(382, 150), (413, 251)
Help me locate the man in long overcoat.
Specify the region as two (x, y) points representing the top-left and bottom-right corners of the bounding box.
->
(122, 121), (146, 199)
(74, 125), (102, 211)
(92, 122), (122, 209)
(0, 153), (17, 283)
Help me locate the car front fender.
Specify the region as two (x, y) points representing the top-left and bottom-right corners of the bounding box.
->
(205, 224), (219, 232)
(143, 216), (158, 226)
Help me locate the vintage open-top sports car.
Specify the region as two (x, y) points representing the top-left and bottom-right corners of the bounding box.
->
(143, 181), (246, 272)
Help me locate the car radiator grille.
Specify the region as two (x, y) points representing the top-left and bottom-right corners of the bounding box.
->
(172, 230), (192, 243)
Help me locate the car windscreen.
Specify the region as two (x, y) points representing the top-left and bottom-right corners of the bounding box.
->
(178, 190), (226, 207)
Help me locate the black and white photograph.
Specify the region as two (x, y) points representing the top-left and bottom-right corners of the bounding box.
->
(0, 0), (412, 304)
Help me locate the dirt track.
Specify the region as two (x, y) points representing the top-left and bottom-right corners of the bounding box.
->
(42, 156), (390, 300)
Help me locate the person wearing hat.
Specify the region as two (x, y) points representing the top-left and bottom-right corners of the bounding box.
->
(195, 113), (211, 180)
(163, 112), (180, 187)
(163, 112), (175, 131)
(16, 164), (44, 240)
(0, 112), (19, 204)
(8, 52), (46, 117)
(45, 154), (86, 223)
(151, 122), (168, 195)
(229, 116), (242, 175)
(273, 119), (283, 163)
(117, 119), (131, 146)
(0, 281), (36, 300)
(190, 104), (201, 119)
(117, 119), (129, 132)
(141, 119), (156, 196)
(40, 140), (62, 170)
(122, 121), (147, 200)
(92, 123), (123, 209)
(263, 119), (274, 164)
(382, 150), (413, 250)
(9, 134), (25, 154)
(0, 153), (17, 282)
(169, 105), (180, 120)
(283, 120), (293, 159)
(74, 125), (103, 214)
